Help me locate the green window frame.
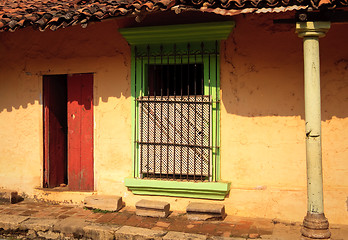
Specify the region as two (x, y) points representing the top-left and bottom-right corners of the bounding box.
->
(120, 22), (234, 200)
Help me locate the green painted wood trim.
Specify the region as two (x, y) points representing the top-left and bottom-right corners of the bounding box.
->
(124, 178), (230, 200)
(120, 22), (235, 45)
(131, 47), (138, 177)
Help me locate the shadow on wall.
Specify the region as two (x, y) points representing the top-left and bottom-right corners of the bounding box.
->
(0, 11), (236, 114)
(0, 17), (133, 114)
(0, 12), (347, 121)
(221, 14), (348, 121)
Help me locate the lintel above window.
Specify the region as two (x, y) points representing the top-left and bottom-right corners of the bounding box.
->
(119, 21), (235, 45)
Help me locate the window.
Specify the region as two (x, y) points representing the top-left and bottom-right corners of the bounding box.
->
(135, 42), (219, 181)
(120, 22), (234, 199)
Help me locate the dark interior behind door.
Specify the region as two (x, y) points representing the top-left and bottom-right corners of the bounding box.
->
(43, 75), (67, 188)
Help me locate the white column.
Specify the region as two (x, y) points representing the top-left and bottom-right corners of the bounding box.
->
(296, 21), (331, 240)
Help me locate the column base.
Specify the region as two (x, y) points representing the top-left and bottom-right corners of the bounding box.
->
(301, 212), (331, 239)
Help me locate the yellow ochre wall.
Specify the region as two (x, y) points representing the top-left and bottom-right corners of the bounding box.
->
(0, 12), (347, 224)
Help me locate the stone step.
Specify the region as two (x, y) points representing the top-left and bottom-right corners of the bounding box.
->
(135, 199), (170, 218)
(84, 195), (122, 212)
(186, 202), (225, 220)
(0, 190), (19, 204)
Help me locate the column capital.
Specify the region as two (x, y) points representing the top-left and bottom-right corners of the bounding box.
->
(296, 21), (331, 38)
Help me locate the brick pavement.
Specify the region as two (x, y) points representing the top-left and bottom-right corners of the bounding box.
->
(0, 200), (347, 239)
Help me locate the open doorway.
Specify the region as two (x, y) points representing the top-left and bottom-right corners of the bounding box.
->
(43, 75), (67, 188)
(43, 73), (94, 191)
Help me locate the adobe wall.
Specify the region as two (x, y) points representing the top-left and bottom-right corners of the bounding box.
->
(0, 19), (133, 200)
(221, 14), (348, 224)
(0, 12), (347, 224)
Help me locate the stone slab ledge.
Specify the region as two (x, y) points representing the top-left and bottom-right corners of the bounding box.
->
(136, 199), (170, 218)
(84, 195), (123, 212)
(186, 202), (226, 221)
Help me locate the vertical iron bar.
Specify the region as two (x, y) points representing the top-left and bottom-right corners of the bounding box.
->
(180, 53), (184, 179)
(159, 45), (163, 178)
(173, 44), (177, 179)
(140, 50), (144, 178)
(208, 48), (211, 181)
(186, 43), (190, 180)
(166, 50), (170, 179)
(201, 42), (204, 181)
(153, 50), (157, 178)
(134, 46), (138, 178)
(146, 45), (151, 177)
(193, 53), (197, 180)
(215, 40), (218, 181)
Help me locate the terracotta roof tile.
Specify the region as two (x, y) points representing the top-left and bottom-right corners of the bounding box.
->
(0, 0), (347, 32)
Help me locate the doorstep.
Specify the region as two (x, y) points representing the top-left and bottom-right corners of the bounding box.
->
(33, 188), (96, 205)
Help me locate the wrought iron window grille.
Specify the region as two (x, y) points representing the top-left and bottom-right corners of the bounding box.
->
(133, 41), (220, 182)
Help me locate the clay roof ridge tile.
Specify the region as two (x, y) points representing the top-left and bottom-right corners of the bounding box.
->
(281, 0), (291, 5)
(219, 0), (245, 8)
(8, 19), (18, 28)
(143, 2), (154, 8)
(27, 13), (40, 20)
(108, 7), (118, 15)
(49, 23), (58, 31)
(53, 21), (66, 30)
(1, 15), (11, 20)
(0, 18), (9, 25)
(112, 7), (129, 14)
(191, 0), (205, 5)
(252, 0), (267, 7)
(96, 10), (109, 17)
(9, 26), (18, 32)
(94, 10), (105, 16)
(17, 18), (25, 26)
(63, 11), (75, 19)
(80, 17), (89, 23)
(131, 2), (142, 9)
(81, 9), (93, 16)
(121, 8), (131, 14)
(48, 16), (60, 22)
(35, 18), (46, 26)
(319, 0), (337, 6)
(42, 12), (53, 19)
(268, 0), (282, 7)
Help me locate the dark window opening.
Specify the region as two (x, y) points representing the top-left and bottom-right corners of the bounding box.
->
(147, 64), (203, 96)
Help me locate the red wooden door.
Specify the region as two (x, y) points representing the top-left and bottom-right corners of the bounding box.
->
(43, 76), (67, 188)
(67, 73), (94, 191)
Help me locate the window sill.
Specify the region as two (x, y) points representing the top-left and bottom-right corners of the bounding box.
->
(124, 178), (230, 200)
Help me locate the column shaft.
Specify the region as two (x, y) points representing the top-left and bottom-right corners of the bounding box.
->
(303, 36), (324, 214)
